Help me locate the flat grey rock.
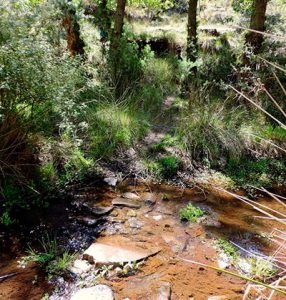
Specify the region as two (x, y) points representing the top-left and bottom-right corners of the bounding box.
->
(71, 285), (114, 300)
(91, 206), (113, 216)
(83, 236), (160, 265)
(112, 197), (141, 209)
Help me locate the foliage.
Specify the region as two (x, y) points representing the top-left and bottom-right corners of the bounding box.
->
(179, 98), (246, 162)
(231, 0), (253, 16)
(226, 158), (286, 189)
(179, 203), (204, 222)
(22, 235), (58, 266)
(46, 252), (76, 277)
(217, 239), (238, 260)
(157, 155), (180, 177)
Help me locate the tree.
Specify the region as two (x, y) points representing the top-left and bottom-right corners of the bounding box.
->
(186, 0), (198, 63)
(245, 0), (268, 54)
(62, 0), (85, 57)
(110, 0), (127, 97)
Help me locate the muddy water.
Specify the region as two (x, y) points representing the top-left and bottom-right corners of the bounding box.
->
(1, 182), (286, 300)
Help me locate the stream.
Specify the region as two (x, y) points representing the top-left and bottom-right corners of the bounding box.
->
(0, 181), (285, 300)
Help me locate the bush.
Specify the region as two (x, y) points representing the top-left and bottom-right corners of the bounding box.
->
(179, 203), (204, 222)
(88, 102), (150, 158)
(179, 98), (246, 163)
(157, 155), (180, 177)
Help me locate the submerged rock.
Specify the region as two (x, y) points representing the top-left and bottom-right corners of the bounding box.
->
(112, 197), (141, 209)
(141, 192), (157, 205)
(70, 285), (114, 300)
(83, 236), (160, 265)
(75, 216), (99, 227)
(154, 281), (171, 300)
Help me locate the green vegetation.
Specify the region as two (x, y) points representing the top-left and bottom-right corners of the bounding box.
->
(216, 239), (238, 260)
(179, 203), (204, 222)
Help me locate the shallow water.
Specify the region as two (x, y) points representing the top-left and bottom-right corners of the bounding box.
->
(1, 182), (285, 299)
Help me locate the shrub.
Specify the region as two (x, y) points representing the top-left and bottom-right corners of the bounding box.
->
(88, 102), (150, 158)
(217, 239), (238, 260)
(157, 155), (180, 177)
(179, 98), (246, 163)
(179, 203), (204, 222)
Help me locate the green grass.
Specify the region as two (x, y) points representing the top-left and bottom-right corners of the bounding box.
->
(226, 158), (286, 189)
(216, 239), (238, 260)
(179, 203), (204, 222)
(46, 252), (76, 277)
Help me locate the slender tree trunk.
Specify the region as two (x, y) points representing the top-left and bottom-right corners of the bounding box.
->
(110, 0), (126, 98)
(245, 0), (268, 54)
(186, 0), (198, 63)
(111, 0), (126, 54)
(63, 2), (85, 57)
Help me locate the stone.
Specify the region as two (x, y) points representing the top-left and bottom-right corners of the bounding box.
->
(69, 259), (93, 275)
(104, 177), (117, 187)
(76, 216), (98, 227)
(121, 192), (140, 200)
(128, 218), (144, 229)
(153, 215), (162, 221)
(208, 296), (240, 300)
(71, 285), (114, 300)
(141, 192), (157, 205)
(91, 206), (113, 216)
(83, 236), (160, 265)
(156, 282), (171, 300)
(112, 197), (141, 209)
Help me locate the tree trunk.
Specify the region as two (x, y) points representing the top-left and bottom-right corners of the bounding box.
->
(186, 0), (198, 63)
(63, 2), (85, 57)
(111, 0), (126, 54)
(110, 0), (126, 98)
(245, 0), (268, 54)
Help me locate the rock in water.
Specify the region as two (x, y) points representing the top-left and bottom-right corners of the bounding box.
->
(121, 192), (140, 200)
(69, 259), (93, 275)
(91, 206), (113, 216)
(83, 236), (160, 265)
(112, 197), (141, 209)
(104, 177), (117, 187)
(141, 192), (157, 205)
(71, 285), (114, 300)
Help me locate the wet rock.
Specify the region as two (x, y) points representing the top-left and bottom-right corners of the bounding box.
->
(208, 296), (241, 300)
(141, 192), (156, 205)
(104, 177), (117, 187)
(69, 259), (93, 275)
(83, 236), (160, 265)
(112, 197), (141, 209)
(91, 206), (113, 216)
(76, 216), (99, 227)
(199, 215), (221, 228)
(71, 285), (114, 300)
(128, 218), (144, 229)
(156, 282), (171, 300)
(121, 192), (140, 200)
